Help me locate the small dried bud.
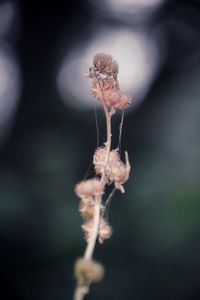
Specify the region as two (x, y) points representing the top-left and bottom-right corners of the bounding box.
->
(75, 179), (103, 198)
(98, 218), (113, 244)
(79, 197), (105, 219)
(93, 53), (118, 78)
(93, 148), (131, 193)
(112, 151), (131, 193)
(115, 93), (131, 109)
(79, 197), (95, 219)
(103, 90), (131, 109)
(74, 258), (104, 286)
(103, 89), (120, 106)
(93, 146), (120, 176)
(82, 217), (112, 244)
(88, 53), (132, 110)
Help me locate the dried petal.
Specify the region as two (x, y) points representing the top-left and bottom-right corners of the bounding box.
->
(79, 198), (95, 219)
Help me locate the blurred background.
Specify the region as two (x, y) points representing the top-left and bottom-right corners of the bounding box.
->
(0, 0), (200, 299)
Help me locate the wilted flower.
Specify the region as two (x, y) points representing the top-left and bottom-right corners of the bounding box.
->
(75, 179), (104, 199)
(75, 258), (104, 286)
(93, 146), (120, 175)
(93, 147), (131, 193)
(111, 151), (131, 193)
(82, 217), (112, 244)
(88, 53), (132, 110)
(93, 53), (119, 78)
(79, 197), (105, 219)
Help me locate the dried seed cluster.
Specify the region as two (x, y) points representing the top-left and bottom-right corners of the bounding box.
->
(82, 217), (112, 244)
(75, 258), (104, 286)
(89, 52), (131, 109)
(93, 147), (131, 193)
(75, 179), (103, 198)
(93, 53), (119, 78)
(75, 178), (112, 244)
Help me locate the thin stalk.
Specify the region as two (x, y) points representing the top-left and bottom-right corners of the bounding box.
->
(84, 199), (101, 260)
(73, 286), (88, 300)
(73, 101), (112, 300)
(84, 102), (112, 260)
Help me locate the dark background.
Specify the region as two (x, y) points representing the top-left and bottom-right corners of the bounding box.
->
(0, 0), (200, 299)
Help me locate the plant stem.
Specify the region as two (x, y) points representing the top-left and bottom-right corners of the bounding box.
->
(84, 102), (112, 260)
(73, 103), (112, 300)
(84, 199), (101, 260)
(73, 286), (88, 300)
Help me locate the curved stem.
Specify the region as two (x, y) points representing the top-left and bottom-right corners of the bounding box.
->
(83, 103), (112, 260)
(73, 84), (113, 300)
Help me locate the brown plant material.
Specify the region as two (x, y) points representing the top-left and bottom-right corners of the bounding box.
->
(73, 53), (131, 300)
(75, 179), (104, 198)
(103, 89), (131, 109)
(88, 52), (132, 109)
(79, 197), (105, 219)
(75, 258), (104, 286)
(93, 147), (131, 193)
(82, 217), (113, 244)
(110, 151), (131, 193)
(93, 146), (120, 175)
(93, 53), (119, 78)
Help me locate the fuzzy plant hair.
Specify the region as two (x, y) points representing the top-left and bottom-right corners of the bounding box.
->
(73, 53), (131, 300)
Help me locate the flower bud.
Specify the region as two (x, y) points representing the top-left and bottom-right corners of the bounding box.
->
(75, 179), (104, 199)
(74, 258), (104, 286)
(79, 197), (105, 219)
(112, 151), (131, 193)
(93, 147), (119, 176)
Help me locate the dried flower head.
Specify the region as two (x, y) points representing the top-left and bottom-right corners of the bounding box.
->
(111, 151), (131, 193)
(79, 197), (95, 219)
(79, 197), (105, 219)
(93, 146), (119, 175)
(75, 258), (104, 286)
(75, 179), (104, 199)
(82, 217), (112, 244)
(104, 91), (131, 109)
(93, 147), (130, 192)
(93, 53), (119, 78)
(89, 53), (132, 109)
